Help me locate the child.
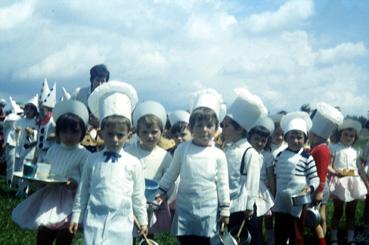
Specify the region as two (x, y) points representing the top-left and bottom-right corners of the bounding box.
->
(273, 111), (319, 245)
(158, 89), (230, 245)
(270, 112), (288, 158)
(12, 99), (90, 245)
(308, 102), (343, 244)
(69, 81), (148, 244)
(247, 116), (275, 245)
(125, 100), (173, 235)
(167, 110), (192, 155)
(221, 88), (267, 245)
(35, 80), (57, 162)
(328, 118), (368, 245)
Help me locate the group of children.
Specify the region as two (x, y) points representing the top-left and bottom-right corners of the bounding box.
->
(2, 74), (369, 245)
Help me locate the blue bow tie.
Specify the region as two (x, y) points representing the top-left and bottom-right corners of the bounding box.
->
(103, 151), (121, 163)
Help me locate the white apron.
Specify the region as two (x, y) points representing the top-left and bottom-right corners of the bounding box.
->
(84, 160), (134, 245)
(174, 143), (218, 238)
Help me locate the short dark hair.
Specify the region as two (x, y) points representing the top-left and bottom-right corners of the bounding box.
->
(248, 125), (271, 138)
(137, 114), (164, 133)
(189, 107), (219, 130)
(101, 115), (131, 131)
(170, 121), (189, 136)
(220, 116), (247, 138)
(56, 113), (86, 141)
(90, 64), (110, 82)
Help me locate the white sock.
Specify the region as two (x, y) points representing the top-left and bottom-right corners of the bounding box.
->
(347, 229), (355, 242)
(330, 229), (338, 241)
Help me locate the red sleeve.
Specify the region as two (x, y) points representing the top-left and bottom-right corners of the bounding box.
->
(310, 144), (331, 192)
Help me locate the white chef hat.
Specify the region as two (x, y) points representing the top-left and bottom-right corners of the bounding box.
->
(338, 118), (362, 136)
(191, 88), (226, 121)
(251, 116), (275, 134)
(280, 111), (312, 135)
(168, 110), (190, 125)
(226, 88), (267, 131)
(88, 80), (138, 124)
(310, 102), (344, 139)
(132, 100), (167, 128)
(52, 100), (89, 126)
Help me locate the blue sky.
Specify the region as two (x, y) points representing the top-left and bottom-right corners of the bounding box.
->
(0, 0), (368, 116)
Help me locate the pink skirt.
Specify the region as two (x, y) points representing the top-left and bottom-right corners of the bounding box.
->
(12, 185), (75, 229)
(329, 176), (367, 202)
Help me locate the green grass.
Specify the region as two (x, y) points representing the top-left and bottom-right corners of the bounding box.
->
(0, 176), (366, 244)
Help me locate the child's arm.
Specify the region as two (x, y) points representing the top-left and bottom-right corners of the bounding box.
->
(243, 148), (261, 218)
(216, 152), (230, 224)
(158, 146), (182, 199)
(132, 159), (148, 228)
(306, 155), (319, 193)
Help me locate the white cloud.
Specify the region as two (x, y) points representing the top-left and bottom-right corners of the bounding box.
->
(0, 0), (34, 30)
(242, 0), (314, 33)
(316, 42), (369, 64)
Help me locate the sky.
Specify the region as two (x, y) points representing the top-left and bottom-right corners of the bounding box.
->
(0, 0), (368, 116)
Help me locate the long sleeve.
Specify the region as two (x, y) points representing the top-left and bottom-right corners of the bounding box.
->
(132, 160), (148, 226)
(243, 148), (262, 211)
(311, 144), (331, 192)
(159, 145), (181, 194)
(216, 152), (230, 216)
(306, 155), (319, 192)
(71, 156), (92, 224)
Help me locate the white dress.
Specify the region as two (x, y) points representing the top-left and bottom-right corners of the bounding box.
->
(125, 142), (173, 233)
(71, 148), (148, 245)
(224, 138), (261, 214)
(12, 143), (90, 229)
(159, 141), (230, 238)
(329, 143), (367, 202)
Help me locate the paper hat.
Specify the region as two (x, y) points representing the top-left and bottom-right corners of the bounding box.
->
(310, 102), (344, 139)
(338, 118), (362, 136)
(226, 88), (267, 131)
(191, 88), (225, 120)
(132, 100), (167, 128)
(9, 97), (23, 114)
(168, 110), (190, 125)
(88, 80), (138, 123)
(42, 82), (57, 108)
(39, 78), (50, 104)
(61, 87), (71, 101)
(280, 111), (312, 135)
(5, 113), (20, 121)
(53, 100), (89, 125)
(0, 98), (6, 106)
(251, 116), (275, 134)
(26, 94), (38, 108)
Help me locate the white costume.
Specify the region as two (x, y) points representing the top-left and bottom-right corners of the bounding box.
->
(329, 143), (367, 201)
(224, 139), (262, 214)
(71, 149), (147, 244)
(72, 86), (90, 106)
(12, 143), (90, 229)
(159, 141), (230, 237)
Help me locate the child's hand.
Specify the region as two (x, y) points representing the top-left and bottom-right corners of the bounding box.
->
(25, 127), (34, 135)
(335, 169), (344, 177)
(314, 191), (323, 202)
(220, 215), (229, 225)
(66, 178), (77, 190)
(69, 222), (79, 234)
(245, 209), (253, 220)
(139, 225), (148, 236)
(301, 186), (311, 194)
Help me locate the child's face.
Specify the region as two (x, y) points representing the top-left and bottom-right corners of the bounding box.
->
(340, 128), (356, 146)
(271, 126), (284, 145)
(190, 119), (217, 146)
(285, 130), (305, 151)
(137, 123), (162, 151)
(24, 104), (37, 119)
(172, 128), (192, 145)
(100, 123), (130, 152)
(249, 133), (268, 152)
(59, 127), (82, 146)
(221, 116), (243, 143)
